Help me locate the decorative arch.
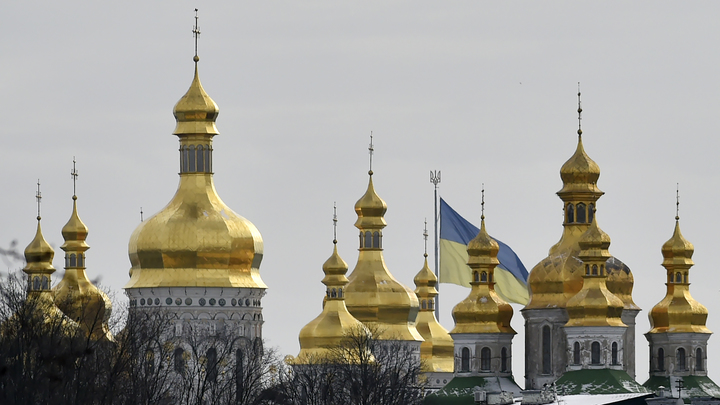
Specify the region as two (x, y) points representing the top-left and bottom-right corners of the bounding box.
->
(696, 348), (704, 371)
(591, 341), (601, 365)
(576, 203), (587, 223)
(461, 347), (470, 372)
(677, 347), (687, 370)
(480, 347), (491, 371)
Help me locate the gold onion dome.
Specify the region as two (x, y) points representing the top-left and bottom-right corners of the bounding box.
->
(296, 240), (367, 363)
(648, 218), (710, 334)
(125, 61), (265, 289)
(414, 253), (454, 372)
(24, 220), (55, 276)
(344, 172), (423, 342)
(54, 194), (113, 340)
(565, 215), (626, 327)
(527, 132), (637, 311)
(451, 218), (515, 335)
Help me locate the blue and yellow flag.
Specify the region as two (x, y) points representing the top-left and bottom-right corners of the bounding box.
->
(439, 198), (530, 305)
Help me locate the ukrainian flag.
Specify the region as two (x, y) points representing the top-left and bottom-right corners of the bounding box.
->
(439, 198), (530, 305)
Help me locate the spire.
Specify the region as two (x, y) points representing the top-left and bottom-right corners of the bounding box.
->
(577, 83), (583, 138)
(368, 131), (374, 176)
(61, 159), (89, 249)
(173, 9), (219, 136)
(451, 194), (515, 335)
(23, 181), (55, 292)
(354, 134), (387, 232)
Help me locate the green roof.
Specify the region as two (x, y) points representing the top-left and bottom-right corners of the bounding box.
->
(644, 375), (720, 402)
(424, 376), (522, 405)
(554, 369), (650, 396)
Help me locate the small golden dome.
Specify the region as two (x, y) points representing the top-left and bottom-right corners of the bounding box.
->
(354, 175), (388, 229)
(414, 255), (454, 372)
(24, 220), (55, 274)
(558, 135), (602, 196)
(61, 198), (89, 250)
(296, 242), (367, 363)
(173, 64), (219, 136)
(451, 219), (515, 335)
(566, 215), (626, 328)
(649, 219), (710, 334)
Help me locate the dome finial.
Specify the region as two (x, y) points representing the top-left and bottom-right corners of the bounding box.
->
(71, 157), (78, 200)
(35, 179), (42, 221)
(140, 207), (144, 222)
(423, 218), (428, 258)
(481, 183), (485, 221)
(368, 131), (374, 176)
(577, 82), (583, 138)
(676, 183), (680, 222)
(333, 201), (338, 245)
(192, 9), (201, 63)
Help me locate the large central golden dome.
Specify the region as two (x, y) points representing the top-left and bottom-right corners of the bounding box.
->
(124, 61), (265, 290)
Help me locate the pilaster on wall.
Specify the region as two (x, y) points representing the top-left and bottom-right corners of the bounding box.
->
(522, 308), (568, 390)
(622, 308), (640, 379)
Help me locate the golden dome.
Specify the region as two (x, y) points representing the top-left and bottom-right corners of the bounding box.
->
(296, 242), (367, 363)
(565, 215), (626, 328)
(173, 63), (219, 136)
(648, 219), (710, 334)
(24, 220), (55, 274)
(451, 219), (515, 335)
(345, 173), (423, 342)
(414, 254), (454, 372)
(124, 61), (265, 290)
(55, 196), (113, 341)
(527, 133), (636, 311)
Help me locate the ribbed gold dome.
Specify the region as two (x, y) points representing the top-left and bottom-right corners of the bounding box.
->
(345, 173), (423, 342)
(296, 242), (367, 363)
(566, 215), (626, 328)
(124, 62), (265, 290)
(527, 134), (636, 311)
(414, 255), (454, 372)
(451, 219), (515, 335)
(173, 64), (219, 136)
(55, 196), (113, 340)
(648, 219), (710, 334)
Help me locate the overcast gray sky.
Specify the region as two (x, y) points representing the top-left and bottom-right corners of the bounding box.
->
(4, 1), (720, 385)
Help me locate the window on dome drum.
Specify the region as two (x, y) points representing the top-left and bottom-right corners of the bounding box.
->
(589, 203), (595, 222)
(364, 231), (372, 249)
(338, 288), (343, 298)
(697, 348), (704, 371)
(677, 348), (687, 371)
(460, 348), (470, 372)
(78, 253), (84, 267)
(501, 347), (509, 372)
(542, 326), (552, 374)
(658, 348), (665, 371)
(591, 342), (601, 365)
(684, 273), (688, 283)
(182, 146), (189, 173)
(422, 300), (427, 310)
(474, 272), (479, 283)
(174, 348), (185, 374)
(567, 204), (575, 223)
(576, 203), (587, 223)
(612, 342), (618, 365)
(197, 145), (204, 171)
(428, 299), (434, 310)
(188, 145), (196, 172)
(373, 231), (380, 248)
(33, 277), (40, 291)
(205, 146), (211, 172)
(331, 288), (337, 298)
(41, 276), (49, 290)
(676, 272), (682, 283)
(207, 348), (218, 381)
(592, 264), (598, 275)
(70, 253), (77, 267)
(488, 272), (493, 282)
(481, 272), (488, 282)
(480, 347), (491, 371)
(573, 342), (581, 365)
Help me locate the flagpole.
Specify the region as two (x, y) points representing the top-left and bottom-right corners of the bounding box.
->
(430, 170), (441, 320)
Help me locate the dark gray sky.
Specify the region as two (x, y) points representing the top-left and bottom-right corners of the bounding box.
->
(4, 1), (720, 384)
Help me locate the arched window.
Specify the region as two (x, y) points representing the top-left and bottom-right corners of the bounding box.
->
(33, 277), (40, 291)
(428, 299), (434, 310)
(696, 348), (704, 371)
(207, 348), (218, 381)
(473, 272), (479, 282)
(338, 288), (343, 298)
(197, 145), (204, 172)
(658, 348), (665, 371)
(501, 347), (509, 372)
(146, 350), (155, 375)
(592, 264), (598, 275)
(364, 231), (372, 249)
(41, 276), (48, 290)
(481, 271), (488, 282)
(208, 146), (212, 172)
(567, 204), (575, 223)
(591, 342), (601, 365)
(488, 272), (493, 282)
(677, 348), (686, 371)
(542, 326), (552, 374)
(204, 145), (211, 172)
(78, 253), (84, 267)
(183, 146), (189, 173)
(684, 273), (688, 283)
(576, 203), (587, 223)
(421, 300), (427, 310)
(70, 253), (77, 267)
(188, 145), (196, 172)
(372, 231), (380, 248)
(676, 272), (682, 283)
(573, 342), (581, 365)
(480, 347), (491, 371)
(585, 264), (590, 275)
(331, 288), (337, 298)
(588, 203), (595, 222)
(612, 342), (618, 365)
(461, 347), (470, 372)
(359, 232), (363, 248)
(174, 348), (185, 374)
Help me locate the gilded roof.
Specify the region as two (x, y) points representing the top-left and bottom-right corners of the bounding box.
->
(353, 174), (387, 229)
(173, 63), (219, 135)
(24, 220), (55, 274)
(451, 219), (515, 335)
(648, 220), (710, 334)
(558, 135), (602, 197)
(414, 256), (454, 372)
